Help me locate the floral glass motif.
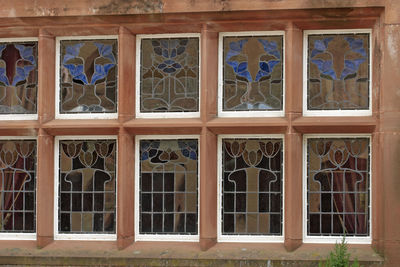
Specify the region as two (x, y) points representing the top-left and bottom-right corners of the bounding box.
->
(223, 36), (283, 111)
(0, 42), (37, 114)
(60, 40), (117, 114)
(0, 140), (36, 233)
(58, 140), (116, 234)
(140, 38), (199, 113)
(307, 138), (370, 236)
(222, 138), (283, 235)
(139, 139), (198, 235)
(307, 33), (370, 110)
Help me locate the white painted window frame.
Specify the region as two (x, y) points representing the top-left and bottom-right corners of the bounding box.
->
(303, 29), (372, 117)
(0, 37), (38, 121)
(54, 135), (118, 241)
(218, 31), (285, 118)
(55, 35), (119, 120)
(302, 134), (372, 244)
(135, 33), (201, 119)
(217, 134), (285, 243)
(134, 135), (200, 242)
(0, 136), (37, 240)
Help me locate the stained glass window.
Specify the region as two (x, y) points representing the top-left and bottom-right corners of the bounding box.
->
(59, 39), (117, 114)
(222, 35), (283, 111)
(0, 140), (36, 233)
(139, 139), (198, 235)
(307, 33), (370, 110)
(140, 37), (199, 113)
(307, 137), (370, 236)
(0, 42), (37, 114)
(58, 140), (116, 234)
(221, 138), (283, 235)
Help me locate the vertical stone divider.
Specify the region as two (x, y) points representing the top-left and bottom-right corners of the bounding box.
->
(371, 14), (384, 255)
(199, 24), (218, 250)
(38, 29), (55, 124)
(118, 27), (135, 122)
(117, 26), (135, 249)
(36, 129), (54, 248)
(117, 128), (135, 249)
(37, 29), (56, 248)
(381, 1), (400, 264)
(284, 23), (303, 252)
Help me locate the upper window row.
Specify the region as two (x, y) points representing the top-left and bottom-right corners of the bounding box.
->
(0, 30), (371, 119)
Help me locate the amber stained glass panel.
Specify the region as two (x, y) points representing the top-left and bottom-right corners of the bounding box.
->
(307, 138), (370, 236)
(140, 38), (199, 113)
(139, 139), (198, 235)
(307, 33), (370, 110)
(223, 36), (283, 111)
(0, 42), (37, 114)
(58, 140), (116, 234)
(222, 138), (283, 235)
(60, 39), (117, 114)
(0, 140), (36, 232)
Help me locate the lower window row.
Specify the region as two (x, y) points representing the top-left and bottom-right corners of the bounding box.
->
(0, 135), (370, 243)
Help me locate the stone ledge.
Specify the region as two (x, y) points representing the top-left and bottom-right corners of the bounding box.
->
(0, 241), (384, 266)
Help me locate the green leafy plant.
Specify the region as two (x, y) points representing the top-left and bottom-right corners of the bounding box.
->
(318, 236), (360, 267)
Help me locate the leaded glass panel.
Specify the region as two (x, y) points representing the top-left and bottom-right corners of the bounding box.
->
(307, 138), (370, 236)
(0, 42), (37, 114)
(307, 33), (370, 110)
(223, 35), (283, 111)
(221, 138), (283, 235)
(140, 37), (199, 113)
(139, 139), (198, 235)
(0, 140), (36, 232)
(59, 39), (117, 114)
(58, 140), (116, 234)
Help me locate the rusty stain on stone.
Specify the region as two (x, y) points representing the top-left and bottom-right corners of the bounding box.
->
(94, 0), (163, 15)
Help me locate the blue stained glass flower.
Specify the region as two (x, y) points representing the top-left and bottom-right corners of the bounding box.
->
(258, 39), (281, 60)
(178, 140), (197, 160)
(63, 63), (89, 84)
(344, 37), (366, 57)
(157, 59), (182, 74)
(255, 60), (280, 82)
(15, 44), (36, 65)
(226, 39), (247, 62)
(91, 63), (115, 84)
(94, 43), (116, 63)
(0, 67), (9, 86)
(12, 65), (35, 86)
(63, 43), (84, 64)
(227, 60), (252, 81)
(152, 38), (189, 60)
(340, 58), (365, 79)
(310, 37), (333, 58)
(311, 59), (336, 80)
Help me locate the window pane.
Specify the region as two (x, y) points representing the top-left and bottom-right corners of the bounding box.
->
(140, 38), (199, 113)
(307, 138), (370, 236)
(307, 33), (370, 110)
(139, 139), (198, 235)
(223, 35), (283, 111)
(0, 42), (37, 114)
(221, 138), (283, 235)
(58, 140), (116, 234)
(0, 140), (36, 232)
(59, 39), (118, 114)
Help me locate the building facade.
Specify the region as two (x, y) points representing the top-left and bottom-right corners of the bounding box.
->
(0, 0), (398, 266)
